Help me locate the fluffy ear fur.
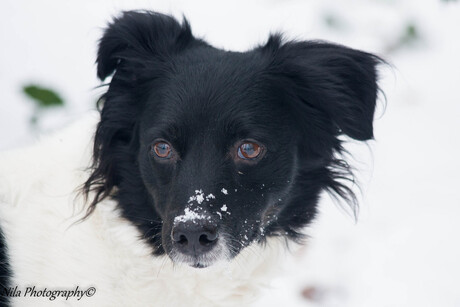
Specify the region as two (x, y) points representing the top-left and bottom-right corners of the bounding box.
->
(264, 35), (382, 141)
(85, 12), (205, 221)
(96, 11), (201, 80)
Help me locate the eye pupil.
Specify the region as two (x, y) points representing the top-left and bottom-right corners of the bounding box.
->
(153, 142), (172, 158)
(238, 142), (261, 159)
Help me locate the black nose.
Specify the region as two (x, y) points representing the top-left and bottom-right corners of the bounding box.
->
(171, 221), (218, 256)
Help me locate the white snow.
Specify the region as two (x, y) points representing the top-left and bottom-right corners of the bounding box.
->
(1, 1), (460, 306)
(220, 205), (227, 212)
(188, 189), (205, 204)
(189, 190), (216, 204)
(174, 207), (205, 224)
(221, 188), (228, 195)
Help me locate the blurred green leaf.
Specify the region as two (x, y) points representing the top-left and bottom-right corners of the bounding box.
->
(400, 23), (419, 45)
(22, 84), (64, 108)
(386, 22), (422, 53)
(324, 15), (339, 28)
(323, 13), (347, 30)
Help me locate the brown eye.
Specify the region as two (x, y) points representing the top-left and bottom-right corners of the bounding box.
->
(152, 142), (172, 159)
(238, 142), (262, 160)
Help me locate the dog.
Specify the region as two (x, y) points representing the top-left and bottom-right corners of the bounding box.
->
(0, 10), (382, 306)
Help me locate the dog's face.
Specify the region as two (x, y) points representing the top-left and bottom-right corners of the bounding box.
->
(136, 52), (300, 267)
(85, 11), (381, 268)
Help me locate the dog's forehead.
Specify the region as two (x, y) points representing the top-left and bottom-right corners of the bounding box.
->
(169, 50), (265, 104)
(141, 50), (285, 136)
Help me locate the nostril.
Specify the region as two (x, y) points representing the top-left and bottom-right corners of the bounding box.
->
(172, 222), (218, 253)
(199, 232), (217, 246)
(172, 230), (189, 246)
(206, 230), (218, 241)
(178, 234), (188, 245)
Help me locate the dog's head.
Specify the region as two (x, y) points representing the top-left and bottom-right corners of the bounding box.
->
(84, 11), (382, 268)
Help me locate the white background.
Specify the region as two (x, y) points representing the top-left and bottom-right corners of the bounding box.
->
(1, 1), (460, 306)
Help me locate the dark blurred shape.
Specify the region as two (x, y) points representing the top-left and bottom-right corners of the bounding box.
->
(301, 286), (320, 301)
(22, 84), (64, 108)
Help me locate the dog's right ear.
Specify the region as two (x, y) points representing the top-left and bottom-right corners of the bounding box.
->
(97, 11), (201, 80)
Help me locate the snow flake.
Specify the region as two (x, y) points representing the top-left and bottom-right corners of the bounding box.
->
(174, 208), (205, 224)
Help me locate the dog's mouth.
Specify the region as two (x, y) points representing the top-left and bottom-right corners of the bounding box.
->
(181, 259), (214, 269)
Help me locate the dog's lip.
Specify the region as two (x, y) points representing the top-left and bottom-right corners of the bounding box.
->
(191, 262), (208, 268)
(168, 254), (212, 268)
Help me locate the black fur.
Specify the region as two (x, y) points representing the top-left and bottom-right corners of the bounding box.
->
(84, 11), (382, 266)
(0, 225), (11, 306)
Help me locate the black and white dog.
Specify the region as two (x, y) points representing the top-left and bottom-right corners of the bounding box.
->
(0, 11), (382, 306)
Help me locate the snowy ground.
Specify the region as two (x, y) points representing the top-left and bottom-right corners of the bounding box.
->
(1, 1), (459, 306)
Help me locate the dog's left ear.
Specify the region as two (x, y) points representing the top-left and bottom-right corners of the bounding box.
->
(96, 11), (202, 81)
(267, 38), (382, 141)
